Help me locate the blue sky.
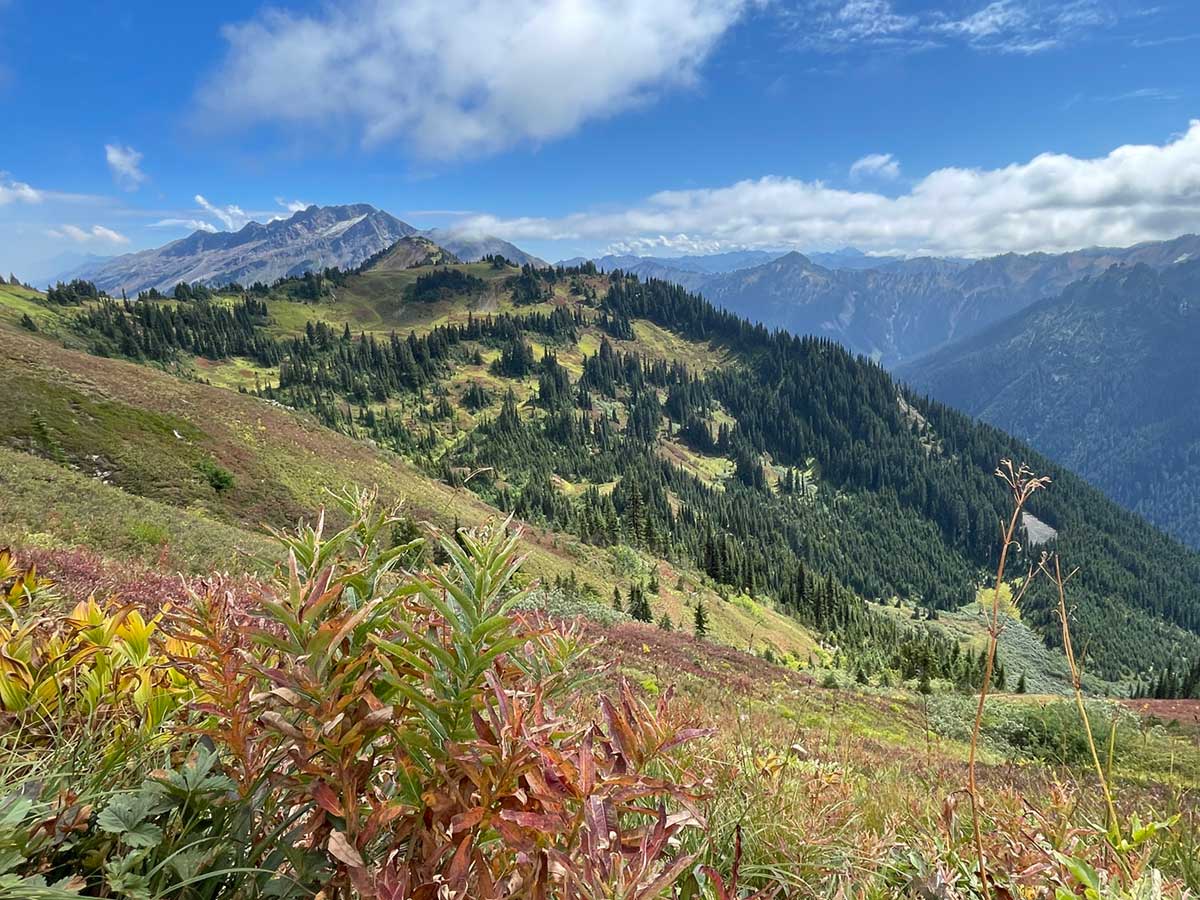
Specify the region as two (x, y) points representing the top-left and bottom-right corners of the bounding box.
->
(2, 0), (1199, 276)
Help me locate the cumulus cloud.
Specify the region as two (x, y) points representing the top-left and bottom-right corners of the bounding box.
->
(460, 120), (1200, 258)
(195, 194), (248, 231)
(105, 144), (146, 190)
(267, 197), (314, 221)
(0, 176), (41, 205)
(789, 0), (1122, 54)
(849, 152), (900, 181)
(150, 197), (308, 234)
(48, 224), (130, 245)
(198, 0), (753, 157)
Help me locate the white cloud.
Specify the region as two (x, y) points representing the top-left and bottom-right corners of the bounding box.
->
(47, 224), (130, 245)
(939, 0), (1028, 37)
(849, 152), (900, 181)
(1104, 87), (1178, 103)
(105, 144), (146, 190)
(150, 197), (308, 234)
(792, 0), (922, 51)
(275, 197), (311, 214)
(151, 218), (219, 233)
(0, 176), (40, 205)
(460, 120), (1200, 258)
(199, 0), (754, 158)
(789, 0), (1122, 54)
(607, 234), (728, 255)
(267, 197), (313, 221)
(195, 194), (248, 231)
(933, 0), (1117, 53)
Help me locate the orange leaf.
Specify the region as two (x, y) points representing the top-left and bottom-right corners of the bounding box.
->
(311, 781), (344, 818)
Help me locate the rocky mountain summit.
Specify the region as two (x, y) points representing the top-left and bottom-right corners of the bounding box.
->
(76, 204), (417, 294)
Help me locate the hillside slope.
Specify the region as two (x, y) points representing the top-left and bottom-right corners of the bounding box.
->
(901, 259), (1200, 549)
(365, 235), (461, 270)
(425, 228), (547, 267)
(0, 321), (818, 659)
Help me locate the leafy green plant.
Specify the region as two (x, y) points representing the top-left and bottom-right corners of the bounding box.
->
(0, 557), (190, 740)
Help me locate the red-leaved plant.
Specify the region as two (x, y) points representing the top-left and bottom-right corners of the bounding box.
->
(173, 487), (712, 899)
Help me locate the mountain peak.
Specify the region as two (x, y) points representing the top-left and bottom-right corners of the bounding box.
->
(775, 250), (819, 268)
(76, 204), (418, 294)
(423, 228), (547, 267)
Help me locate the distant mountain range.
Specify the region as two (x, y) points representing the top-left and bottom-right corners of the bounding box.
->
(556, 248), (904, 275)
(556, 238), (1200, 367)
(697, 235), (1200, 366)
(553, 249), (902, 293)
(63, 205), (546, 294)
(24, 251), (113, 289)
(901, 258), (1200, 549)
(552, 250), (779, 292)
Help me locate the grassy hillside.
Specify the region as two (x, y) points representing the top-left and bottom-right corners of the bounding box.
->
(4, 475), (1198, 897)
(0, 322), (814, 658)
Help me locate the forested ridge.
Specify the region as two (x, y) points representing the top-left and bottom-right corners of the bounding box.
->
(57, 262), (1200, 683)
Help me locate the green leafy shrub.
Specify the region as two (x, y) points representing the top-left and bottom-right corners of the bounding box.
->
(195, 459), (234, 493)
(928, 693), (1139, 765)
(127, 520), (170, 551)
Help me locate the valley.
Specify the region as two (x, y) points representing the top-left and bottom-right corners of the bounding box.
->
(902, 259), (1200, 550)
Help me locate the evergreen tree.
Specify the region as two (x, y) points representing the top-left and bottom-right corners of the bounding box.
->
(628, 583), (653, 623)
(693, 600), (709, 638)
(1016, 672), (1027, 694)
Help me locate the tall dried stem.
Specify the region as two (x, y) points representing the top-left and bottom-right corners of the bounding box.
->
(1040, 552), (1121, 841)
(967, 460), (1050, 898)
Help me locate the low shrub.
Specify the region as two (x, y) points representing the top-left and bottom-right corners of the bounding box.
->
(928, 693), (1140, 765)
(195, 459), (234, 493)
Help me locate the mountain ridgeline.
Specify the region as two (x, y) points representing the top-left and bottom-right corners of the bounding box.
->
(902, 259), (1200, 550)
(66, 204), (546, 295)
(697, 235), (1200, 367)
(48, 253), (1200, 683)
(77, 205), (417, 295)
